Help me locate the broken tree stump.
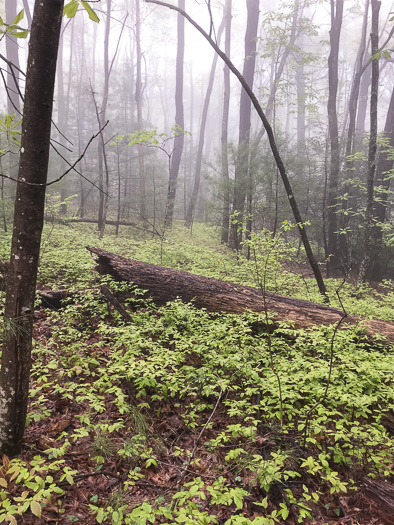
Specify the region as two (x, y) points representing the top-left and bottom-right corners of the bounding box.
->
(86, 246), (394, 342)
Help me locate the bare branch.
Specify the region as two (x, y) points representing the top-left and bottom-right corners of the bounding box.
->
(0, 122), (109, 194)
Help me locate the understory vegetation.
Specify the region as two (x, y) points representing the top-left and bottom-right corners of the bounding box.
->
(0, 223), (393, 524)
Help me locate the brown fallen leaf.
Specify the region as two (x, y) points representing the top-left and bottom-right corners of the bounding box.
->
(47, 419), (72, 435)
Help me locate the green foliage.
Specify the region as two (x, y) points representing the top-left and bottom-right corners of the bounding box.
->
(0, 114), (22, 152)
(63, 1), (100, 23)
(1, 223), (393, 523)
(0, 9), (28, 38)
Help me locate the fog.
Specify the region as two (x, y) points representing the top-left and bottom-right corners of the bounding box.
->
(1, 0), (394, 278)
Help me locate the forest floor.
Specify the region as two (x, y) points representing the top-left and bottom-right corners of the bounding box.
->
(0, 222), (394, 524)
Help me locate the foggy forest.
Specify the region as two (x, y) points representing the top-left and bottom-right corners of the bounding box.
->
(0, 0), (394, 523)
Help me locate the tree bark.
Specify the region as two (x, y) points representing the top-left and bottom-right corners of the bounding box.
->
(0, 0), (64, 457)
(86, 246), (394, 342)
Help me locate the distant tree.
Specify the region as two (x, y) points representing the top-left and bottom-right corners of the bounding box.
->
(326, 0), (344, 275)
(135, 0), (147, 219)
(340, 0), (370, 264)
(5, 1), (21, 116)
(164, 0), (185, 229)
(230, 0), (259, 250)
(184, 13), (225, 228)
(0, 0), (64, 457)
(96, 0), (112, 236)
(221, 0), (232, 244)
(358, 0), (380, 283)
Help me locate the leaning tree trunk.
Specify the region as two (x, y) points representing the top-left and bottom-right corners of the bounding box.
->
(145, 0), (329, 302)
(0, 0), (64, 457)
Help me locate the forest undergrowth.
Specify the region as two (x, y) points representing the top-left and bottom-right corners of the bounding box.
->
(0, 223), (393, 524)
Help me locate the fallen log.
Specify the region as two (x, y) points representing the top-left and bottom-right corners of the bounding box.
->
(86, 246), (394, 343)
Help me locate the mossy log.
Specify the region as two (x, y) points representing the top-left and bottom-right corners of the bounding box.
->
(86, 246), (394, 343)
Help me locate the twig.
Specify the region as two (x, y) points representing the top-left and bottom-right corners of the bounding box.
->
(0, 121), (109, 193)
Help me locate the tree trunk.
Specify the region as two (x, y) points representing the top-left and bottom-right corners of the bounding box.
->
(135, 0), (147, 218)
(358, 0), (380, 283)
(164, 0), (185, 229)
(326, 0), (344, 274)
(221, 0), (232, 244)
(0, 0), (64, 457)
(341, 0), (370, 265)
(184, 16), (225, 228)
(86, 246), (394, 342)
(230, 0), (259, 250)
(97, 0), (112, 237)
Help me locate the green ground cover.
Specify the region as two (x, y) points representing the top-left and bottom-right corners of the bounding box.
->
(0, 222), (393, 524)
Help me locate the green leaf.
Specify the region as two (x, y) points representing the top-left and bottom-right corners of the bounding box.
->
(81, 1), (100, 23)
(234, 495), (243, 509)
(30, 500), (42, 518)
(63, 1), (79, 18)
(9, 30), (29, 38)
(12, 9), (25, 26)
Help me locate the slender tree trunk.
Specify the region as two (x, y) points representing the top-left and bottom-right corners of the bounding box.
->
(326, 0), (344, 274)
(164, 0), (185, 229)
(97, 0), (112, 236)
(296, 31), (306, 158)
(56, 22), (69, 214)
(21, 0), (32, 27)
(0, 0), (64, 457)
(135, 0), (147, 218)
(230, 0), (259, 250)
(221, 0), (232, 244)
(359, 0), (380, 283)
(184, 17), (225, 228)
(340, 0), (370, 265)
